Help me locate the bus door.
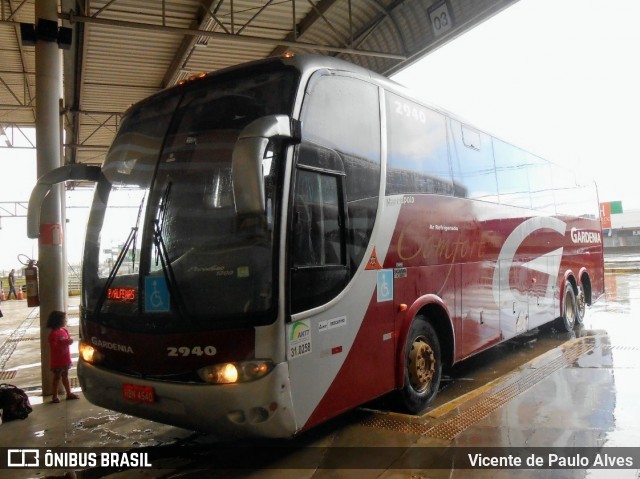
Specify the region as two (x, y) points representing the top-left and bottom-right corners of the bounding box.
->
(285, 72), (386, 428)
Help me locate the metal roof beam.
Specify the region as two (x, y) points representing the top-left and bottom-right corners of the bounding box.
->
(305, 0), (347, 46)
(61, 0), (88, 165)
(0, 123), (35, 148)
(0, 104), (34, 110)
(60, 10), (406, 60)
(78, 113), (119, 146)
(4, 0), (29, 22)
(0, 77), (26, 106)
(91, 0), (120, 19)
(0, 202), (29, 218)
(236, 0), (276, 36)
(6, 0), (35, 114)
(270, 0), (340, 57)
(358, 0), (407, 55)
(162, 0), (219, 88)
(64, 144), (110, 151)
(202, 1), (231, 35)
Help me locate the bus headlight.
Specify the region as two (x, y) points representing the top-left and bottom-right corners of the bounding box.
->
(198, 360), (274, 384)
(79, 341), (102, 364)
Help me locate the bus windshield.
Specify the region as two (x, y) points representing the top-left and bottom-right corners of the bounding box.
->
(82, 64), (298, 331)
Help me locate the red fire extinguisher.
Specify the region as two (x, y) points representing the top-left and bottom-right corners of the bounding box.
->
(25, 260), (40, 307)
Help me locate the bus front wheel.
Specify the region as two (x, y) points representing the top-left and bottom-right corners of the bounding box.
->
(399, 317), (442, 414)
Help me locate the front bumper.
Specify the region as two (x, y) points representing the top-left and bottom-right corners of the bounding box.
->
(78, 360), (298, 438)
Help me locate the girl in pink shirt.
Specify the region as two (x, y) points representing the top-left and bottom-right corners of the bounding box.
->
(46, 310), (79, 403)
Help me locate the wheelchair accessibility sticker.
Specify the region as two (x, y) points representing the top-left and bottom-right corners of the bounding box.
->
(377, 269), (393, 302)
(145, 276), (170, 313)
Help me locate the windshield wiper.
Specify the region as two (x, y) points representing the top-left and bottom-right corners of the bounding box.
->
(131, 193), (145, 269)
(95, 192), (146, 314)
(154, 180), (171, 266)
(95, 225), (138, 314)
(152, 181), (188, 320)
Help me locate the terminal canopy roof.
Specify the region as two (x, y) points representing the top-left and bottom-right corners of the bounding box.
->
(0, 0), (518, 166)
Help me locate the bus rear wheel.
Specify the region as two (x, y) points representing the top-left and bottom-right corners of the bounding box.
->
(399, 317), (442, 414)
(575, 285), (586, 325)
(557, 281), (577, 332)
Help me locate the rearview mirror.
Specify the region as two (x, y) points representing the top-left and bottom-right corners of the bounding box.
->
(231, 115), (300, 215)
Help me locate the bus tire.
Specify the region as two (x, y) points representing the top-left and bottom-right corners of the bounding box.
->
(558, 281), (577, 332)
(398, 317), (442, 414)
(575, 285), (586, 325)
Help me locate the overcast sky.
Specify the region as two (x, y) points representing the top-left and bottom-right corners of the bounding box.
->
(393, 0), (640, 212)
(2, 0), (638, 269)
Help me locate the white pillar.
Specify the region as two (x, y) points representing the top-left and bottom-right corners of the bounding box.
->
(35, 0), (67, 397)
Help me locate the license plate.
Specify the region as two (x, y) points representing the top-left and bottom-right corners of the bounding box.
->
(122, 383), (156, 404)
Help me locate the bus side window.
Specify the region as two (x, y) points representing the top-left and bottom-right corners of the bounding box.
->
(300, 74), (381, 273)
(450, 120), (498, 202)
(291, 169), (348, 313)
(552, 164), (575, 216)
(385, 92), (452, 196)
(493, 138), (531, 209)
(527, 152), (556, 214)
(292, 169), (344, 267)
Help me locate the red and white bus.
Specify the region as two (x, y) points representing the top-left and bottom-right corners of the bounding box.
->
(29, 53), (604, 438)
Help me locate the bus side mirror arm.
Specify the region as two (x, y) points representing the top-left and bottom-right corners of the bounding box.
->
(27, 164), (101, 239)
(232, 115), (301, 215)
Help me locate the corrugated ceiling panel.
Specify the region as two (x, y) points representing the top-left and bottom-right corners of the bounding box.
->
(0, 24), (19, 55)
(87, 0), (201, 27)
(0, 70), (28, 94)
(83, 26), (181, 85)
(186, 42), (277, 73)
(0, 48), (24, 74)
(0, 109), (34, 124)
(0, 24), (29, 115)
(395, 1), (433, 52)
(0, 0), (35, 22)
(210, 0), (300, 33)
(81, 83), (157, 112)
(74, 148), (110, 165)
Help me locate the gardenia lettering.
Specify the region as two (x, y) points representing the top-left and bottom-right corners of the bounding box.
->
(91, 337), (134, 354)
(570, 228), (601, 244)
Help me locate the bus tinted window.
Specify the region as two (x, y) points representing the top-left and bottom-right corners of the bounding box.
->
(300, 75), (380, 274)
(552, 164), (576, 216)
(493, 138), (531, 209)
(303, 75), (380, 166)
(292, 169), (343, 267)
(526, 153), (556, 214)
(386, 93), (452, 196)
(84, 66), (298, 324)
(577, 179), (600, 219)
(450, 120), (497, 201)
(86, 94), (181, 283)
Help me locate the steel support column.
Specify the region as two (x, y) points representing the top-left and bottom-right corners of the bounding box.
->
(35, 0), (67, 397)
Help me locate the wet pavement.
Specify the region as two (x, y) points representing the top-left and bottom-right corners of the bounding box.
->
(1, 260), (639, 478)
